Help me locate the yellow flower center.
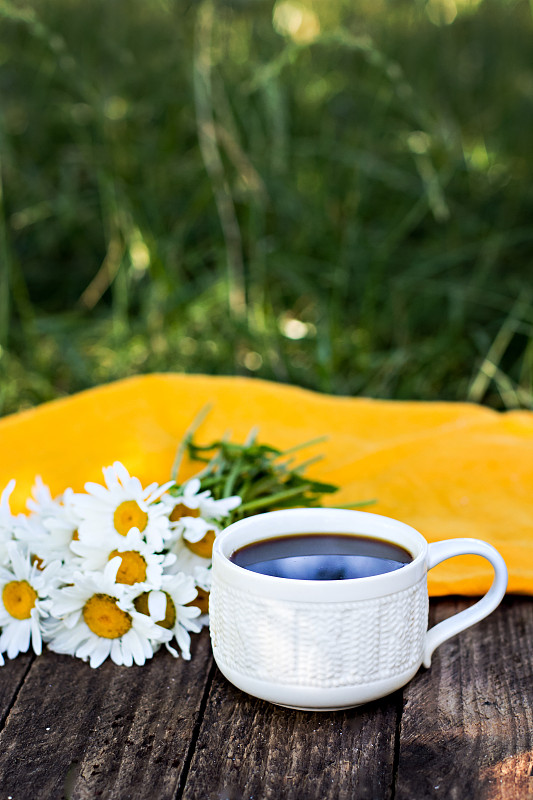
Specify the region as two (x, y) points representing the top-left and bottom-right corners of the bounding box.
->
(83, 593), (132, 638)
(187, 587), (210, 615)
(2, 580), (38, 620)
(134, 591), (176, 629)
(31, 555), (45, 571)
(72, 529), (79, 541)
(185, 529), (216, 559)
(109, 550), (147, 585)
(113, 500), (148, 536)
(170, 503), (200, 522)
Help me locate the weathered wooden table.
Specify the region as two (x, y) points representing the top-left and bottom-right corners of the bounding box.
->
(1, 597), (531, 800)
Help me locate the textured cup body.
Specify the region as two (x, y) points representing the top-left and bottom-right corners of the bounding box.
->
(210, 575), (428, 691)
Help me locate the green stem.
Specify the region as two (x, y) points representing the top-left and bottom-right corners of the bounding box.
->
(244, 474), (285, 500)
(292, 455), (323, 474)
(244, 426), (259, 446)
(272, 436), (328, 459)
(222, 456), (243, 498)
(335, 499), (377, 508)
(239, 484), (312, 513)
(171, 403), (213, 481)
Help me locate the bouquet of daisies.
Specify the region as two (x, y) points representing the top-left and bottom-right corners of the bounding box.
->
(0, 423), (369, 669)
(0, 463), (240, 668)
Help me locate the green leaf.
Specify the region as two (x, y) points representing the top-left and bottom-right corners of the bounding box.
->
(171, 414), (375, 525)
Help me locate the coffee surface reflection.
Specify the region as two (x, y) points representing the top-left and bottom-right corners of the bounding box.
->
(229, 533), (412, 581)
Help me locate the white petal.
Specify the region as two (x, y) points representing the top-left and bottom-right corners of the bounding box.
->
(141, 634), (153, 659)
(112, 461), (132, 487)
(48, 625), (87, 653)
(147, 590), (166, 621)
(111, 639), (123, 665)
(183, 478), (201, 497)
(182, 518), (212, 543)
(120, 642), (133, 668)
(165, 641), (179, 658)
(201, 494), (242, 519)
(124, 628), (145, 666)
(145, 481), (175, 504)
(104, 557), (121, 585)
(179, 606), (202, 633)
(82, 483), (112, 502)
(76, 637), (95, 659)
(175, 626), (192, 660)
(0, 625), (12, 654)
(30, 613), (42, 656)
(89, 639), (111, 668)
(50, 594), (84, 618)
(3, 620), (30, 658)
(62, 610), (82, 629)
(0, 479), (16, 511)
(7, 541), (29, 581)
(101, 466), (120, 491)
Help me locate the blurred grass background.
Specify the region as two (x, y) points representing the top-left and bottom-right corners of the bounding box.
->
(1, 0), (533, 416)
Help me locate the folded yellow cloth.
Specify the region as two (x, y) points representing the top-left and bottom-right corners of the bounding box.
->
(0, 374), (531, 596)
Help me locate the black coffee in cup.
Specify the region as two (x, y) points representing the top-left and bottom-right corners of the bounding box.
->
(229, 533), (412, 581)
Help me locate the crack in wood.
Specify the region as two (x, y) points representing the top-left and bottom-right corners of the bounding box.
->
(0, 653), (35, 734)
(180, 669), (401, 800)
(174, 657), (217, 800)
(391, 689), (405, 800)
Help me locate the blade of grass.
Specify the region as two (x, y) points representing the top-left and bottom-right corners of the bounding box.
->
(193, 0), (246, 319)
(0, 152), (11, 348)
(468, 298), (530, 404)
(171, 403), (213, 481)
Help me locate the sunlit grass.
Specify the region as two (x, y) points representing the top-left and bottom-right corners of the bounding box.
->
(0, 0), (533, 415)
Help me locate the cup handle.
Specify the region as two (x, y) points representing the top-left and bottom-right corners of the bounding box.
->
(423, 538), (508, 668)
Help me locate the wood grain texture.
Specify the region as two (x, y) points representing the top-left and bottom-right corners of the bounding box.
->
(181, 667), (400, 800)
(0, 631), (214, 800)
(1, 599), (532, 800)
(395, 597), (533, 800)
(0, 652), (34, 730)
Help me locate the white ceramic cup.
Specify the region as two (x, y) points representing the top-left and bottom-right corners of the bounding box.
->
(209, 508), (508, 711)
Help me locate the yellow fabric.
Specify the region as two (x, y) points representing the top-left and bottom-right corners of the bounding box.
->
(0, 373), (531, 596)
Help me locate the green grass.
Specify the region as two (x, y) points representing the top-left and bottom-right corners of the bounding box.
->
(1, 0), (533, 415)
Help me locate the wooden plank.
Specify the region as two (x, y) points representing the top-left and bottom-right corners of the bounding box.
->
(2, 599), (531, 800)
(181, 667), (400, 800)
(395, 597), (533, 800)
(0, 653), (34, 730)
(0, 630), (214, 800)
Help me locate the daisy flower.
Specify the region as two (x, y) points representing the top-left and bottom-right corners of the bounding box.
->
(133, 572), (201, 660)
(13, 513), (52, 569)
(25, 479), (82, 562)
(14, 483), (81, 569)
(168, 530), (214, 576)
(47, 558), (172, 668)
(177, 516), (219, 553)
(40, 488), (83, 565)
(0, 541), (61, 660)
(72, 462), (174, 551)
(166, 478), (241, 524)
(164, 479), (240, 566)
(0, 480), (16, 566)
(26, 476), (59, 518)
(70, 527), (175, 588)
